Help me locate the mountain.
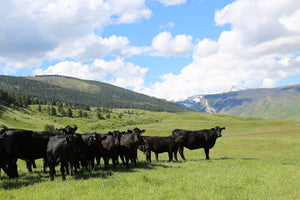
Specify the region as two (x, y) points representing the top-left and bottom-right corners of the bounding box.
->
(0, 75), (190, 112)
(176, 84), (300, 120)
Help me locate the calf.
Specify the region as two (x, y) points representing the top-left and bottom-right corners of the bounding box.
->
(47, 134), (85, 181)
(139, 135), (183, 162)
(172, 126), (225, 160)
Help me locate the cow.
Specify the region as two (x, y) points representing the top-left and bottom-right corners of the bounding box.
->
(119, 128), (145, 168)
(138, 135), (184, 162)
(172, 126), (225, 160)
(80, 132), (106, 170)
(46, 134), (85, 181)
(96, 131), (121, 169)
(0, 126), (77, 178)
(0, 133), (18, 178)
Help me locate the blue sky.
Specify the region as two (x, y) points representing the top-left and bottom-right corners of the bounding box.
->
(1, 0), (300, 100)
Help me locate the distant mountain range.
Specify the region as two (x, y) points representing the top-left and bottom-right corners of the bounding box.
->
(176, 84), (300, 120)
(0, 75), (190, 113)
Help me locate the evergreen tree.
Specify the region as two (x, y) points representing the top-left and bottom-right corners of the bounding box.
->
(67, 108), (73, 118)
(51, 107), (57, 116)
(38, 104), (41, 112)
(78, 110), (83, 118)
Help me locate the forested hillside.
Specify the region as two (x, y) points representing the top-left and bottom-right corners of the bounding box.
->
(0, 75), (190, 112)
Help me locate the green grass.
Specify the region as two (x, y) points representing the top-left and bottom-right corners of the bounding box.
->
(1, 106), (300, 199)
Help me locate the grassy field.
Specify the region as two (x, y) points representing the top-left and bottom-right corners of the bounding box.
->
(0, 106), (300, 199)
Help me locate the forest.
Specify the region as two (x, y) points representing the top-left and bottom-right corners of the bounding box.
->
(0, 75), (190, 113)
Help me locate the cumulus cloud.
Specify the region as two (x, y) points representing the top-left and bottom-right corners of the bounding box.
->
(48, 34), (150, 62)
(34, 58), (148, 91)
(141, 0), (300, 100)
(157, 0), (187, 7)
(151, 31), (194, 57)
(0, 0), (152, 68)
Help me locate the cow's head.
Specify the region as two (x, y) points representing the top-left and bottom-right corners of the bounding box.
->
(1, 163), (19, 178)
(108, 131), (121, 147)
(66, 135), (82, 153)
(129, 128), (145, 145)
(213, 126), (226, 137)
(63, 126), (78, 135)
(173, 133), (184, 144)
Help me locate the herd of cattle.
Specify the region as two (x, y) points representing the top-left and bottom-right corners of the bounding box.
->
(0, 125), (225, 181)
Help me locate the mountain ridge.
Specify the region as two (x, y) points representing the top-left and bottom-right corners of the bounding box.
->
(0, 75), (190, 112)
(176, 84), (300, 120)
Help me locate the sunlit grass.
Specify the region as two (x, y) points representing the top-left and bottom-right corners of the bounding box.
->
(1, 108), (300, 199)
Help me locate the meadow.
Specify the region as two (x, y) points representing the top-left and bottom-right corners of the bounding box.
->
(0, 105), (299, 199)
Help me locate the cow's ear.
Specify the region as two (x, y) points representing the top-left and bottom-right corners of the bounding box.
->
(101, 136), (107, 141)
(222, 127), (226, 130)
(74, 126), (78, 131)
(212, 128), (216, 131)
(142, 129), (146, 133)
(127, 130), (132, 133)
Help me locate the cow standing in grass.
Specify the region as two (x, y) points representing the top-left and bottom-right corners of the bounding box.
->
(138, 135), (184, 162)
(0, 126), (77, 178)
(47, 134), (85, 181)
(119, 128), (145, 168)
(172, 126), (225, 160)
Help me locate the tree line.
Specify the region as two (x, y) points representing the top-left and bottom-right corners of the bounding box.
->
(0, 75), (190, 113)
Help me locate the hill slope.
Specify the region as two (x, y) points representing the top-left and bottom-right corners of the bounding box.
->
(176, 85), (300, 120)
(0, 75), (189, 112)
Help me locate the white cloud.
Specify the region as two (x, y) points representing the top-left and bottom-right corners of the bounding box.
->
(34, 58), (148, 91)
(0, 0), (152, 68)
(151, 31), (194, 57)
(157, 0), (187, 7)
(48, 34), (150, 62)
(141, 0), (300, 100)
(160, 22), (175, 30)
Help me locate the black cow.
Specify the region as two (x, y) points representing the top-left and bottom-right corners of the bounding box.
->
(0, 133), (18, 178)
(172, 126), (225, 160)
(138, 135), (184, 162)
(96, 131), (121, 169)
(119, 128), (145, 168)
(0, 126), (77, 178)
(81, 133), (106, 170)
(47, 134), (85, 181)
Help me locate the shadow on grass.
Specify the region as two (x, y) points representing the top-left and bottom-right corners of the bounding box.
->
(180, 157), (258, 162)
(0, 171), (46, 190)
(0, 160), (172, 189)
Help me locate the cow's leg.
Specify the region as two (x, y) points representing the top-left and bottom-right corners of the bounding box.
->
(204, 148), (210, 160)
(119, 154), (125, 166)
(155, 153), (159, 162)
(173, 150), (178, 161)
(48, 162), (55, 181)
(125, 155), (130, 169)
(104, 156), (109, 169)
(60, 162), (66, 180)
(146, 150), (151, 162)
(131, 151), (137, 167)
(96, 155), (101, 169)
(178, 145), (186, 160)
(168, 151), (173, 162)
(26, 161), (33, 173)
(43, 158), (48, 174)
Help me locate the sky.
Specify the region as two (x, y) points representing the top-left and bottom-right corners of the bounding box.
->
(1, 0), (300, 101)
